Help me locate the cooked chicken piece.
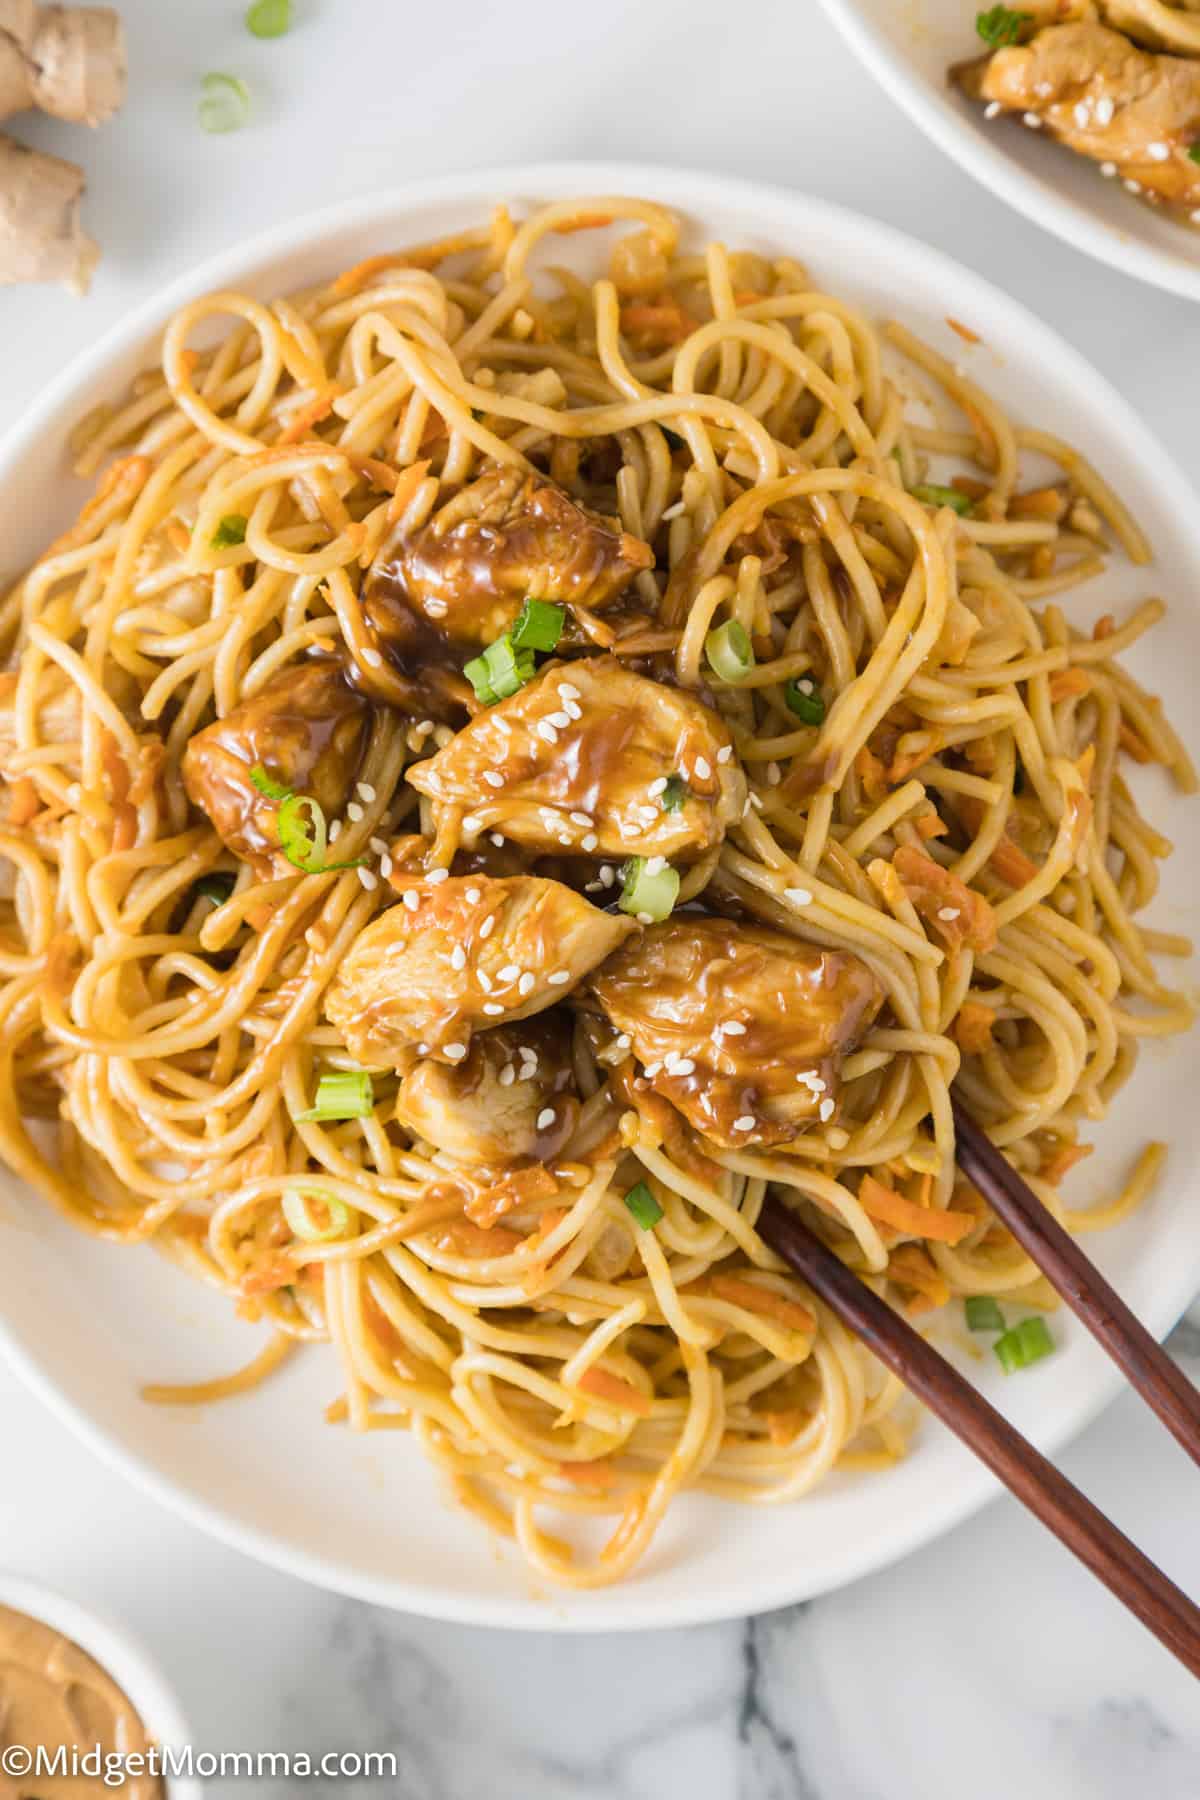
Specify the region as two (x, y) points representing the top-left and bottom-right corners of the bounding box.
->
(324, 873), (635, 1066)
(182, 660), (372, 875)
(407, 656), (746, 862)
(395, 1013), (578, 1167)
(357, 462), (654, 711)
(955, 22), (1200, 216)
(589, 916), (883, 1150)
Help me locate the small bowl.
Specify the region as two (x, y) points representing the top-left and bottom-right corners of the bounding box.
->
(0, 1571), (201, 1799)
(819, 0), (1200, 302)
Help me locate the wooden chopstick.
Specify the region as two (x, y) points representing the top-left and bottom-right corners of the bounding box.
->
(756, 1193), (1200, 1679)
(950, 1093), (1200, 1471)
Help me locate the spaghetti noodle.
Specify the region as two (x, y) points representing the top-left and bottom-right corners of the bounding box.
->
(0, 195), (1193, 1588)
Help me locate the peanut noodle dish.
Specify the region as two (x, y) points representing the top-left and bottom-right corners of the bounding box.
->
(0, 195), (1194, 1589)
(960, 3), (1200, 227)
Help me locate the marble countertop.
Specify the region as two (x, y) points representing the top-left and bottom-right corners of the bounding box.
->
(3, 2), (1200, 1793)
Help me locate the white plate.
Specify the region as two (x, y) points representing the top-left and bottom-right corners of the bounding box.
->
(819, 0), (1200, 303)
(1, 162), (1198, 1631)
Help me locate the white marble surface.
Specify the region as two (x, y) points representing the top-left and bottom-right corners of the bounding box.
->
(2, 1), (1200, 1793)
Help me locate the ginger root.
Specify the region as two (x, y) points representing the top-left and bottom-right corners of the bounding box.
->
(0, 5), (124, 288)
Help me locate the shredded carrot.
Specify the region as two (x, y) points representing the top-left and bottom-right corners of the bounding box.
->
(855, 743), (889, 800)
(1076, 742), (1096, 787)
(893, 844), (998, 952)
(946, 316), (981, 345)
(6, 777), (40, 827)
(555, 1458), (617, 1491)
(1039, 1141), (1094, 1185)
(277, 387), (339, 445)
(888, 730), (945, 783)
(954, 1001), (996, 1054)
(385, 457), (432, 526)
(165, 518), (192, 555)
(951, 474), (990, 501)
(1010, 485), (1067, 522)
(705, 1274), (816, 1335)
(619, 298), (697, 345)
(859, 1174), (975, 1245)
(887, 1245), (952, 1314)
(555, 212), (614, 234)
(916, 808), (948, 840)
(734, 289), (764, 307)
(46, 454), (152, 556)
(988, 836), (1040, 889)
(431, 1219), (523, 1258)
(1118, 721), (1158, 765)
(1048, 667), (1090, 702)
(332, 251), (410, 296)
(576, 1367), (653, 1417)
(763, 1409), (807, 1446)
(239, 1253), (296, 1297)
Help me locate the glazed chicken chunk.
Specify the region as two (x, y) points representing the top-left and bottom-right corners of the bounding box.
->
(182, 660), (373, 875)
(358, 462), (654, 708)
(955, 22), (1200, 215)
(406, 656), (746, 862)
(395, 1013), (578, 1168)
(324, 873), (635, 1067)
(589, 917), (883, 1149)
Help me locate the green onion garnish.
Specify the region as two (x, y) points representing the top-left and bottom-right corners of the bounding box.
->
(784, 678), (826, 725)
(705, 619), (755, 685)
(198, 72), (251, 134)
(1189, 143), (1200, 167)
(623, 1180), (663, 1230)
(511, 598), (566, 652)
(463, 633), (537, 706)
(660, 773), (689, 814)
(249, 763), (292, 800)
(277, 792), (363, 873)
(246, 0), (293, 36)
(975, 6), (1030, 48)
(194, 872), (236, 907)
(994, 1314), (1055, 1374)
(965, 1295), (1005, 1333)
(294, 1070), (374, 1123)
(911, 484), (974, 517)
(283, 1187), (350, 1243)
(211, 513), (248, 548)
(618, 856), (679, 923)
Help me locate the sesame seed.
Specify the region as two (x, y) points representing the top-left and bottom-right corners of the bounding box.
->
(733, 1115), (755, 1132)
(767, 762), (781, 786)
(426, 867), (449, 884)
(425, 599), (448, 618)
(1022, 111), (1042, 129)
(810, 1076), (827, 1094)
(1192, 210), (1200, 224)
(444, 1042), (467, 1061)
(536, 1107), (556, 1129)
(497, 964), (520, 982)
(722, 1021), (746, 1035)
(638, 805), (659, 824)
(357, 782), (376, 802)
(479, 915), (496, 940)
(478, 968), (493, 990)
(451, 946), (466, 970)
(359, 646), (383, 669)
(490, 832), (505, 846)
(796, 678), (814, 694)
(558, 683), (580, 701)
(660, 499), (686, 520)
(1073, 102), (1089, 129)
(586, 880), (603, 892)
(548, 971), (571, 986)
(465, 887), (482, 903)
(644, 1061), (663, 1078)
(483, 1002), (504, 1015)
(418, 1042), (430, 1055)
(402, 889), (420, 911)
(557, 834), (573, 847)
(785, 887), (813, 906)
(563, 701), (582, 721)
(369, 836), (388, 854)
(600, 865), (616, 887)
(519, 1065), (536, 1081)
(1095, 97), (1114, 126)
(570, 811), (593, 827)
(418, 719), (434, 733)
(694, 756), (712, 779)
(1147, 142), (1170, 161)
(1124, 178), (1142, 194)
(518, 972), (536, 995)
(548, 711), (570, 730)
(329, 818), (343, 842)
(749, 792), (763, 811)
(1100, 161), (1117, 177)
(645, 855), (666, 876)
(346, 801), (364, 822)
(937, 906), (960, 921)
(616, 1034), (632, 1049)
(636, 912), (654, 925)
(537, 721), (559, 744)
(716, 745), (732, 764)
(984, 100), (1001, 120)
(483, 771), (504, 788)
(519, 1047), (537, 1065)
(494, 717), (512, 736)
(357, 866), (378, 890)
(462, 814), (483, 833)
(582, 833), (599, 852)
(819, 1098), (835, 1123)
(499, 1065), (515, 1086)
(648, 777), (668, 797)
(380, 854), (392, 877)
(672, 1057), (695, 1076)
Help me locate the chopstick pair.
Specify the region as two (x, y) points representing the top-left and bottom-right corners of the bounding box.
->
(756, 1095), (1200, 1679)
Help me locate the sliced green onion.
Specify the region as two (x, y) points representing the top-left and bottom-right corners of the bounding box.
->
(911, 483), (973, 517)
(1189, 143), (1200, 167)
(464, 633), (537, 705)
(965, 1295), (1005, 1333)
(198, 72), (251, 134)
(294, 1070), (374, 1122)
(705, 619), (755, 685)
(250, 763), (292, 800)
(463, 653), (500, 706)
(283, 1187), (350, 1243)
(660, 773), (689, 814)
(246, 0), (293, 36)
(784, 678), (826, 725)
(211, 513), (248, 548)
(623, 1180), (663, 1231)
(193, 872), (236, 907)
(619, 856), (679, 923)
(277, 792), (363, 873)
(994, 1314), (1055, 1374)
(511, 598), (565, 652)
(975, 6), (1030, 47)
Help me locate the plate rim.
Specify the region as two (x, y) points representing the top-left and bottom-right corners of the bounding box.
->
(0, 156), (1197, 1631)
(817, 0), (1200, 304)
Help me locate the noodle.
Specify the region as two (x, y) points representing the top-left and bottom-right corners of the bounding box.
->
(0, 196), (1193, 1589)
